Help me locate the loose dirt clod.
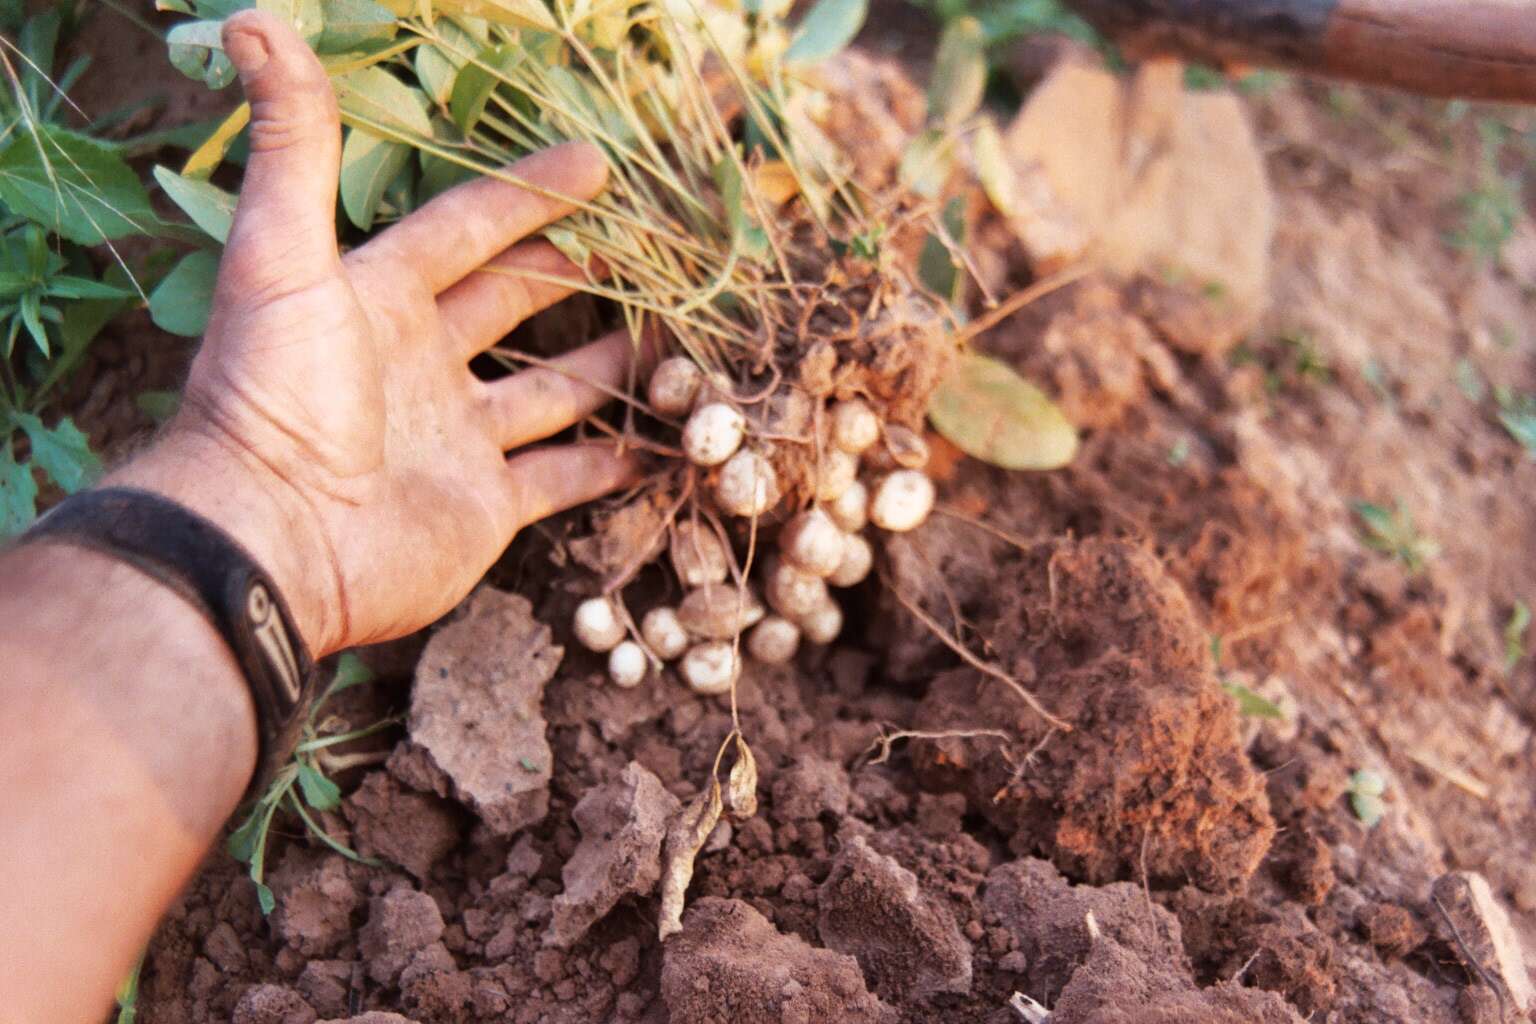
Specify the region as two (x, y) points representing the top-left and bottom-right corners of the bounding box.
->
(548, 762), (680, 949)
(1048, 934), (1304, 1024)
(342, 772), (461, 881)
(269, 851), (364, 959)
(1430, 871), (1536, 1016)
(661, 898), (887, 1024)
(358, 889), (445, 986)
(909, 537), (1275, 889)
(983, 856), (1185, 998)
(817, 835), (973, 1000)
(407, 589), (562, 835)
(232, 984), (316, 1024)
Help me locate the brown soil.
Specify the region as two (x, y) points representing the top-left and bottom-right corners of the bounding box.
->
(64, 12), (1536, 1024)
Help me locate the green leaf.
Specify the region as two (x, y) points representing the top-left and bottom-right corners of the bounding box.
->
(419, 150), (479, 202)
(0, 445), (38, 538)
(225, 805), (265, 864)
(44, 276), (133, 301)
(254, 881), (276, 915)
(329, 651), (377, 695)
(335, 66), (433, 139)
(318, 0), (398, 54)
(1349, 769), (1386, 797)
(0, 125), (156, 244)
(153, 166), (236, 243)
(1350, 791), (1384, 828)
(1222, 682), (1285, 720)
(1498, 402), (1536, 457)
(917, 195), (965, 301)
(297, 761), (342, 811)
(712, 154), (769, 261)
(340, 128), (411, 230)
(1505, 599), (1530, 674)
(448, 44), (520, 133)
(927, 16), (986, 127)
(929, 352), (1079, 470)
(785, 0), (867, 64)
(258, 0), (324, 42)
(167, 20), (238, 90)
(12, 413), (99, 494)
(149, 250), (220, 337)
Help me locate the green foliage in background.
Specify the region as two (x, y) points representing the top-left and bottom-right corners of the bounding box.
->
(1353, 500), (1439, 574)
(0, 5), (149, 536)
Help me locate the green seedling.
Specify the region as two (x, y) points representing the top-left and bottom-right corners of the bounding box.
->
(1353, 500), (1439, 573)
(1495, 389), (1536, 458)
(1449, 119), (1522, 265)
(114, 955), (143, 1024)
(1346, 769), (1386, 827)
(1505, 600), (1530, 674)
(227, 653), (397, 914)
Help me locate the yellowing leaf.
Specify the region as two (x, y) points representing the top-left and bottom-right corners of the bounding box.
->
(182, 103), (251, 181)
(970, 117), (1017, 217)
(753, 160), (799, 205)
(927, 16), (985, 128)
(928, 352), (1078, 470)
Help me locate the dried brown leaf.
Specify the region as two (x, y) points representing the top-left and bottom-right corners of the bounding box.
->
(726, 735), (758, 820)
(657, 778), (723, 940)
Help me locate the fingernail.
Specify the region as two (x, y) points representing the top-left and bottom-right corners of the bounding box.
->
(224, 24), (271, 77)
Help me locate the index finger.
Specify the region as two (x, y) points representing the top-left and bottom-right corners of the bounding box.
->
(353, 142), (608, 294)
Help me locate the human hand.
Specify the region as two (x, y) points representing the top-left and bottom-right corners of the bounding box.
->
(114, 10), (642, 656)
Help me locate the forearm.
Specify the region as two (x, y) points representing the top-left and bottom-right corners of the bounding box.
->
(0, 524), (258, 1020)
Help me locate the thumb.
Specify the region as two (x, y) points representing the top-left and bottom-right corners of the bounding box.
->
(219, 10), (341, 293)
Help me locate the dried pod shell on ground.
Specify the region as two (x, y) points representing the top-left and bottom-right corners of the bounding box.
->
(882, 425), (930, 469)
(671, 520), (730, 588)
(678, 583), (766, 640)
(680, 641), (742, 695)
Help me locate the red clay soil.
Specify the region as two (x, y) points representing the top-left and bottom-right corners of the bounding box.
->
(54, 16), (1536, 1024)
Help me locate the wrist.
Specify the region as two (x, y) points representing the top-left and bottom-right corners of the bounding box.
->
(107, 426), (344, 657)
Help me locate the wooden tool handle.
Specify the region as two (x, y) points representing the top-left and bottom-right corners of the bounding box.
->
(1064, 0), (1536, 103)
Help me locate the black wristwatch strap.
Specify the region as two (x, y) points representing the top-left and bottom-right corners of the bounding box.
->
(22, 487), (318, 801)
